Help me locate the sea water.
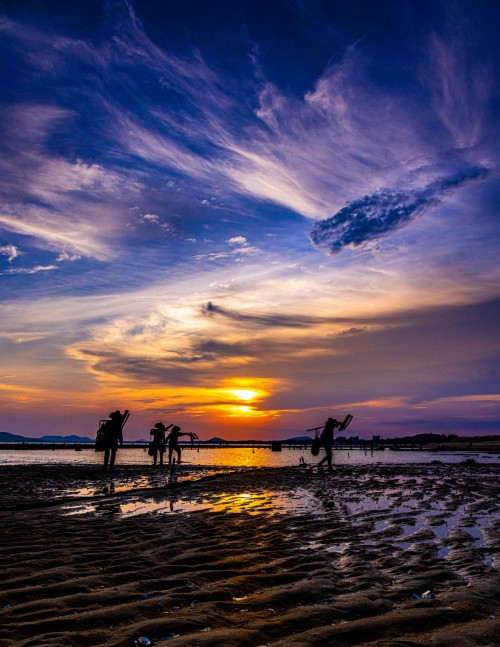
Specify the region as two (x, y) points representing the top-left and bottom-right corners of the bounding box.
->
(0, 445), (499, 467)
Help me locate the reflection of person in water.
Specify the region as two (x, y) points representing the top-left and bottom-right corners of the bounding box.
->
(318, 417), (340, 471)
(150, 422), (173, 466)
(102, 410), (128, 471)
(166, 425), (196, 465)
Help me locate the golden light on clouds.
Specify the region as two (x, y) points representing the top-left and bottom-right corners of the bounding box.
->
(228, 388), (259, 401)
(79, 376), (282, 421)
(219, 404), (275, 418)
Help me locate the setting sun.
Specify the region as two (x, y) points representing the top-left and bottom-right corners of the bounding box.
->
(229, 389), (259, 401)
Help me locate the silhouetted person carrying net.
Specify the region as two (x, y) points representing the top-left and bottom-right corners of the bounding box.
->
(96, 409), (129, 471)
(317, 417), (339, 471)
(165, 425), (198, 466)
(309, 414), (353, 471)
(149, 422), (173, 466)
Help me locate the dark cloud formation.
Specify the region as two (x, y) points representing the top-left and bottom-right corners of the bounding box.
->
(310, 167), (489, 254)
(78, 348), (204, 385)
(202, 301), (356, 328)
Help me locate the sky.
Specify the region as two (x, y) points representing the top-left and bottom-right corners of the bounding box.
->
(1, 0), (499, 441)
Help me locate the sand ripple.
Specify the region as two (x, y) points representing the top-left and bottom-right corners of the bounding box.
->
(0, 463), (499, 646)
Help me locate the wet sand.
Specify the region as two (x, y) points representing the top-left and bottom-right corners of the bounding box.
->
(0, 462), (499, 646)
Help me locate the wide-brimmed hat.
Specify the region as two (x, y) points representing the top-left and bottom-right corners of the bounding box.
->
(171, 425), (181, 432)
(154, 422), (166, 430)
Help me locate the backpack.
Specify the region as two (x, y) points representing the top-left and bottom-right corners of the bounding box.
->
(311, 437), (321, 456)
(95, 421), (109, 452)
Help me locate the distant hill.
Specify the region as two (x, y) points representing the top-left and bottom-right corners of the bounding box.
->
(0, 432), (93, 443)
(205, 437), (229, 443)
(0, 431), (28, 442)
(40, 435), (94, 443)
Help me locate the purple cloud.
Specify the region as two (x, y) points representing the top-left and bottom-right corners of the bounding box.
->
(310, 166), (489, 254)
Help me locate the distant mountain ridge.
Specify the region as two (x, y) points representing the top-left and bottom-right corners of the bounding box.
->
(0, 432), (94, 443)
(0, 432), (28, 443)
(0, 433), (316, 444)
(40, 435), (94, 443)
(2, 431), (495, 446)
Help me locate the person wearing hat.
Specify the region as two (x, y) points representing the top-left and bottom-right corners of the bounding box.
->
(150, 422), (173, 466)
(318, 417), (340, 471)
(102, 409), (129, 471)
(166, 424), (196, 466)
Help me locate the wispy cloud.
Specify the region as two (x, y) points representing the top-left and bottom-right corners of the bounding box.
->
(0, 244), (19, 262)
(425, 23), (493, 149)
(0, 103), (140, 262)
(0, 2), (498, 438)
(0, 207), (112, 261)
(194, 236), (259, 262)
(2, 2), (496, 243)
(103, 7), (495, 233)
(2, 264), (57, 275)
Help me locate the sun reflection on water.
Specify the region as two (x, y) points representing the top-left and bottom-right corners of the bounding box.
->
(63, 487), (323, 517)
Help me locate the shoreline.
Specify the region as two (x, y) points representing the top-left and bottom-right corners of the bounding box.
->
(1, 463), (499, 646)
(1, 441), (500, 452)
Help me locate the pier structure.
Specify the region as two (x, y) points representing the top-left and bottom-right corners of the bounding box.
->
(0, 440), (389, 451)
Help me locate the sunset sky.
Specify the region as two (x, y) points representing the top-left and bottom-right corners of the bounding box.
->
(1, 0), (499, 441)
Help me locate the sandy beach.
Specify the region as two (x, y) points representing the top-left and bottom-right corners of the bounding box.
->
(0, 462), (499, 646)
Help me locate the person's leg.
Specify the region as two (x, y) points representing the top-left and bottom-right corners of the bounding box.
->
(153, 446), (158, 466)
(109, 448), (117, 470)
(325, 444), (333, 470)
(176, 446), (181, 464)
(169, 446), (173, 465)
(103, 447), (110, 471)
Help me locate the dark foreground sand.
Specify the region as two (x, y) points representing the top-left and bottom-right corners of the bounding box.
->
(0, 462), (499, 646)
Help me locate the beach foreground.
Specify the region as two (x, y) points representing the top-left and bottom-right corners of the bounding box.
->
(0, 462), (499, 646)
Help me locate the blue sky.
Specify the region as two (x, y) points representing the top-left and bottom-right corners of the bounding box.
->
(1, 0), (499, 440)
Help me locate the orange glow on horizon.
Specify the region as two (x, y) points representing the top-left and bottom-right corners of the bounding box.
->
(39, 376), (282, 421)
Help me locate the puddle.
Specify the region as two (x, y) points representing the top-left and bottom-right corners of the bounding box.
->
(431, 524), (450, 540)
(461, 526), (485, 545)
(437, 545), (450, 559)
(62, 487), (325, 518)
(393, 541), (411, 550)
(483, 554), (497, 568)
(66, 470), (227, 499)
(374, 519), (391, 532)
(325, 542), (351, 553)
(57, 472), (499, 574)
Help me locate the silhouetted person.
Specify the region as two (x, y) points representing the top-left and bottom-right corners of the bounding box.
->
(318, 417), (340, 471)
(102, 409), (128, 471)
(150, 422), (173, 466)
(166, 425), (195, 465)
